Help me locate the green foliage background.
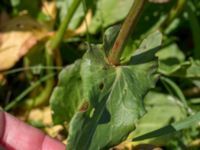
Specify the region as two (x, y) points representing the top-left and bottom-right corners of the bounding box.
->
(0, 0), (200, 149)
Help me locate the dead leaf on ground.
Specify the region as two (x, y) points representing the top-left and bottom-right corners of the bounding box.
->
(0, 15), (49, 71)
(42, 0), (57, 20)
(27, 106), (65, 140)
(28, 106), (52, 124)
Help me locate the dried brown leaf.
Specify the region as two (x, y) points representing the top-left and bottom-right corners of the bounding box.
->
(0, 15), (48, 71)
(42, 0), (57, 20)
(75, 9), (92, 35)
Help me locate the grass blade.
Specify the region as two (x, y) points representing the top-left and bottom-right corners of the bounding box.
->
(4, 73), (55, 111)
(133, 112), (200, 141)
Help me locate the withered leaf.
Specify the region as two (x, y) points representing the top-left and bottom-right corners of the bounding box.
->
(0, 15), (48, 71)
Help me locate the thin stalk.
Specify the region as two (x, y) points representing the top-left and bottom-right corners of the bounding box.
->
(22, 0), (82, 108)
(160, 76), (192, 115)
(23, 0), (82, 108)
(23, 49), (55, 109)
(82, 0), (91, 49)
(108, 0), (146, 65)
(187, 1), (200, 59)
(2, 66), (63, 75)
(4, 73), (55, 111)
(160, 0), (186, 31)
(48, 0), (82, 53)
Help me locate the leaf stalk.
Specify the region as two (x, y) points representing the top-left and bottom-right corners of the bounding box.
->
(48, 0), (82, 53)
(108, 0), (146, 65)
(19, 0), (82, 110)
(160, 0), (186, 31)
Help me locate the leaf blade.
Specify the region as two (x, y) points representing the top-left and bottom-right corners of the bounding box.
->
(133, 112), (200, 141)
(50, 60), (84, 124)
(67, 31), (162, 149)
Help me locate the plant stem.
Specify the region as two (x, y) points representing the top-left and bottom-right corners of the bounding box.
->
(18, 1), (82, 110)
(22, 49), (55, 109)
(48, 0), (82, 53)
(4, 74), (55, 111)
(108, 0), (146, 65)
(160, 0), (186, 31)
(187, 1), (200, 59)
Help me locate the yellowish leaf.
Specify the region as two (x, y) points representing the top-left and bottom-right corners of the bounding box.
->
(0, 15), (48, 71)
(42, 0), (57, 20)
(74, 9), (92, 35)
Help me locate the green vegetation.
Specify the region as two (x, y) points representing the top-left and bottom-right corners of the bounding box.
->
(0, 0), (200, 149)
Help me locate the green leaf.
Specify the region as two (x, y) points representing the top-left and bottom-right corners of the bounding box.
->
(156, 43), (186, 75)
(50, 60), (84, 124)
(130, 91), (187, 145)
(56, 0), (85, 29)
(67, 31), (162, 149)
(68, 52), (155, 150)
(130, 31), (162, 64)
(134, 0), (176, 36)
(88, 0), (175, 35)
(160, 76), (189, 110)
(189, 98), (200, 104)
(10, 0), (20, 6)
(10, 0), (41, 17)
(103, 25), (121, 55)
(172, 59), (200, 78)
(156, 42), (200, 78)
(89, 0), (134, 33)
(187, 1), (200, 59)
(133, 112), (200, 141)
